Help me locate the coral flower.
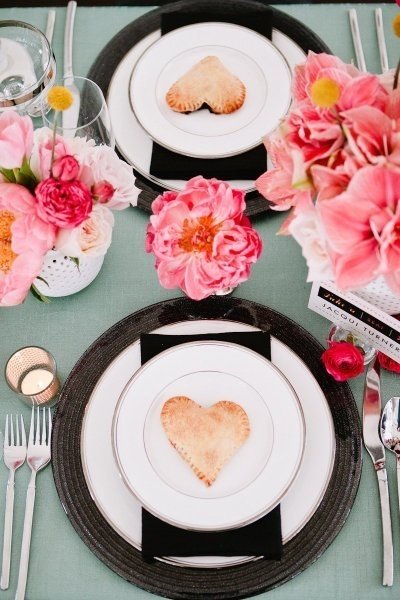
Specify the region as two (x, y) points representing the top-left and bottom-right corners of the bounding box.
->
(146, 177), (262, 300)
(0, 184), (55, 306)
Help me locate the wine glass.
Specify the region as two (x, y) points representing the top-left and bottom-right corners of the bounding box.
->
(0, 20), (56, 115)
(42, 76), (115, 147)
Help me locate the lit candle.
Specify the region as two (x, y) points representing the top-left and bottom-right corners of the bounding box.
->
(20, 368), (54, 395)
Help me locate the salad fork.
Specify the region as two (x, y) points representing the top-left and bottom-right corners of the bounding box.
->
(1, 415), (26, 590)
(15, 408), (51, 600)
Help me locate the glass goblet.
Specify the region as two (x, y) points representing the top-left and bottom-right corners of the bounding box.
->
(0, 20), (56, 115)
(42, 76), (114, 147)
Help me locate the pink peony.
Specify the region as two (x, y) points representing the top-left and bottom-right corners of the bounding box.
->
(0, 183), (55, 306)
(319, 165), (400, 292)
(0, 112), (33, 169)
(52, 155), (80, 181)
(321, 341), (365, 381)
(35, 178), (93, 229)
(146, 176), (262, 300)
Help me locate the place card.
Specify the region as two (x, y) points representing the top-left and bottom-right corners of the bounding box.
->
(308, 281), (400, 361)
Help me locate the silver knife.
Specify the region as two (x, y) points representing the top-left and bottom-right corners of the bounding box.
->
(363, 357), (393, 586)
(62, 1), (80, 134)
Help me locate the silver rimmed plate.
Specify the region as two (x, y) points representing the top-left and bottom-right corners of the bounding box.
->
(112, 340), (304, 532)
(129, 23), (291, 159)
(81, 319), (336, 568)
(108, 28), (305, 194)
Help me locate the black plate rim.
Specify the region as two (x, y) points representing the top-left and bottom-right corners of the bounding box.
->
(52, 296), (361, 600)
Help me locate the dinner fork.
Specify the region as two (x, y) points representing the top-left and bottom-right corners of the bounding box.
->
(1, 415), (26, 590)
(15, 408), (51, 600)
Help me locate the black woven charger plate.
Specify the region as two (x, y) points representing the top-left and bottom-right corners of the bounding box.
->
(88, 0), (330, 217)
(52, 296), (361, 600)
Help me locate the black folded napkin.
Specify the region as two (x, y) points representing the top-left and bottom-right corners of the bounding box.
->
(149, 9), (272, 181)
(140, 330), (283, 562)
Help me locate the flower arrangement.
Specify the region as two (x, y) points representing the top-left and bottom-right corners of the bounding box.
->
(256, 50), (400, 295)
(0, 90), (138, 306)
(146, 176), (262, 300)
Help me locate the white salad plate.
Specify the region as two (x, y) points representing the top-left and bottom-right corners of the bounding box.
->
(107, 27), (305, 193)
(81, 320), (335, 568)
(113, 340), (305, 531)
(129, 23), (291, 159)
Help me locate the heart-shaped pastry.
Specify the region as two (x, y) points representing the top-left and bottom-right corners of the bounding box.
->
(160, 396), (250, 486)
(166, 56), (246, 114)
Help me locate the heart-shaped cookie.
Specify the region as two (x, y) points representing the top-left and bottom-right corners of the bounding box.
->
(160, 396), (250, 487)
(166, 56), (246, 114)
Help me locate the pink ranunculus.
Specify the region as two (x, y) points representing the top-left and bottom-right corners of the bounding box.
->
(52, 155), (80, 181)
(146, 176), (262, 300)
(0, 183), (55, 306)
(35, 178), (93, 229)
(92, 180), (115, 204)
(321, 341), (365, 381)
(378, 351), (400, 373)
(30, 127), (71, 180)
(0, 112), (33, 169)
(319, 165), (400, 291)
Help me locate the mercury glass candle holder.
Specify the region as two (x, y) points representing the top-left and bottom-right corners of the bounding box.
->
(5, 346), (60, 407)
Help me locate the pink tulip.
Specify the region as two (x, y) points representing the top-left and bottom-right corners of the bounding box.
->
(0, 112), (33, 169)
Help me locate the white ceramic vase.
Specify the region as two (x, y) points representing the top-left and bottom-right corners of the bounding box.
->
(33, 250), (104, 298)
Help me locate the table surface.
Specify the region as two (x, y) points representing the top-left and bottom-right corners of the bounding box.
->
(1, 3), (400, 600)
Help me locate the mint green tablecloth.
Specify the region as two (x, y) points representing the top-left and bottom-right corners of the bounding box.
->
(0, 4), (400, 599)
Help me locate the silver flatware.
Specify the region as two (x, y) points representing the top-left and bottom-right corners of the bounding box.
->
(363, 357), (393, 586)
(15, 408), (52, 600)
(380, 397), (400, 514)
(375, 8), (389, 73)
(1, 415), (26, 590)
(62, 1), (80, 133)
(349, 9), (367, 72)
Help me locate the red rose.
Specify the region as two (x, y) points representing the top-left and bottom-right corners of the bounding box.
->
(35, 178), (93, 229)
(52, 155), (79, 181)
(92, 180), (114, 203)
(321, 341), (365, 382)
(378, 352), (400, 373)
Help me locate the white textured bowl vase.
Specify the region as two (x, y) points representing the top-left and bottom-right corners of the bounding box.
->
(354, 276), (400, 315)
(34, 250), (104, 297)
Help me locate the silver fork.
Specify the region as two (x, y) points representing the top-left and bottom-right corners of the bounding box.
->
(1, 415), (26, 590)
(15, 408), (51, 600)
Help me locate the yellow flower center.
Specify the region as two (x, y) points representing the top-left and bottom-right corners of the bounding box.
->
(47, 86), (74, 111)
(179, 216), (221, 256)
(393, 14), (400, 38)
(310, 77), (341, 109)
(0, 210), (16, 274)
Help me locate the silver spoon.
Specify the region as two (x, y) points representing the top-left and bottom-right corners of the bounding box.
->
(380, 397), (400, 513)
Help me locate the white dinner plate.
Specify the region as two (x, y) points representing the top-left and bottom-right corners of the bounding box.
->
(129, 23), (291, 158)
(81, 320), (335, 568)
(113, 340), (304, 531)
(107, 28), (306, 193)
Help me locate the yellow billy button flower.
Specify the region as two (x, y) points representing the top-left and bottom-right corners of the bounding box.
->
(47, 86), (74, 111)
(310, 77), (341, 109)
(393, 14), (400, 38)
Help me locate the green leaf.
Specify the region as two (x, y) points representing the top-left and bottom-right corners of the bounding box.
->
(35, 275), (49, 288)
(70, 256), (80, 272)
(20, 158), (38, 184)
(0, 168), (16, 183)
(14, 159), (38, 192)
(30, 284), (51, 304)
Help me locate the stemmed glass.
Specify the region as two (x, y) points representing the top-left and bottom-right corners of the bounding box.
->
(0, 20), (56, 115)
(42, 76), (114, 147)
